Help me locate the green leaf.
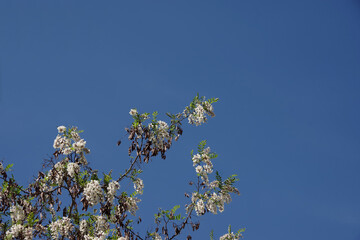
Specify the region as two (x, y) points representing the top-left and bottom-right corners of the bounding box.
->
(197, 140), (207, 153)
(5, 164), (13, 172)
(210, 229), (214, 240)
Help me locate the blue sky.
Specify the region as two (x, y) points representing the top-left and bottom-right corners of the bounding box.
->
(1, 1), (360, 239)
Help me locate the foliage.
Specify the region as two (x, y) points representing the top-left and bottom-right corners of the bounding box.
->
(0, 95), (244, 240)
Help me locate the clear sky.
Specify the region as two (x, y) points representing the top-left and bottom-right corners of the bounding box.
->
(1, 1), (360, 239)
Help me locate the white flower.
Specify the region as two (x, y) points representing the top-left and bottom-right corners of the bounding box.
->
(129, 109), (138, 116)
(191, 192), (200, 203)
(192, 154), (201, 166)
(195, 165), (203, 174)
(72, 139), (86, 153)
(49, 217), (73, 239)
(203, 101), (215, 117)
(220, 232), (240, 240)
(67, 162), (80, 178)
(10, 204), (25, 223)
(71, 131), (81, 142)
(107, 181), (120, 202)
(84, 180), (103, 206)
(79, 220), (88, 235)
(125, 196), (140, 216)
(203, 164), (213, 174)
(203, 147), (211, 155)
(95, 216), (109, 234)
(148, 120), (170, 149)
(221, 192), (232, 204)
(188, 104), (207, 126)
(53, 135), (71, 150)
(48, 162), (66, 185)
(62, 147), (73, 155)
(209, 180), (219, 189)
(6, 224), (24, 238)
(57, 126), (66, 133)
(195, 199), (205, 216)
(152, 232), (162, 240)
(200, 172), (209, 185)
(23, 227), (33, 240)
(133, 178), (144, 194)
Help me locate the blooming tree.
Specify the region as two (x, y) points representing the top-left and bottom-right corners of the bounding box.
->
(0, 95), (244, 240)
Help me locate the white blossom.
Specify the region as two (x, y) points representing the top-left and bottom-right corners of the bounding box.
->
(192, 154), (201, 166)
(152, 232), (162, 240)
(84, 180), (103, 206)
(195, 165), (203, 174)
(206, 193), (219, 214)
(203, 101), (215, 117)
(6, 224), (24, 238)
(53, 135), (71, 151)
(107, 181), (120, 202)
(95, 216), (109, 234)
(148, 120), (170, 149)
(219, 232), (240, 240)
(67, 162), (80, 178)
(70, 131), (81, 141)
(129, 109), (138, 116)
(221, 192), (232, 204)
(79, 219), (88, 235)
(195, 199), (205, 216)
(48, 162), (65, 186)
(84, 233), (108, 240)
(10, 204), (25, 223)
(209, 180), (220, 189)
(203, 164), (213, 174)
(188, 104), (207, 126)
(57, 126), (66, 133)
(191, 192), (200, 203)
(72, 139), (87, 153)
(203, 147), (211, 155)
(125, 196), (140, 216)
(23, 227), (34, 240)
(49, 217), (73, 239)
(133, 178), (144, 194)
(62, 147), (73, 155)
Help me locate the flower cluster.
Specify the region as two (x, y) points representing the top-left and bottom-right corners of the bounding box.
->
(0, 95), (242, 240)
(152, 232), (162, 240)
(107, 180), (120, 202)
(53, 135), (71, 154)
(133, 178), (144, 194)
(95, 215), (109, 237)
(188, 142), (239, 217)
(124, 196), (141, 216)
(184, 96), (217, 126)
(10, 204), (25, 223)
(49, 217), (73, 239)
(219, 226), (244, 240)
(53, 126), (90, 156)
(79, 220), (89, 236)
(6, 224), (33, 240)
(48, 161), (66, 186)
(220, 232), (241, 240)
(192, 146), (213, 185)
(67, 162), (80, 178)
(84, 180), (103, 206)
(148, 120), (170, 149)
(129, 109), (137, 116)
